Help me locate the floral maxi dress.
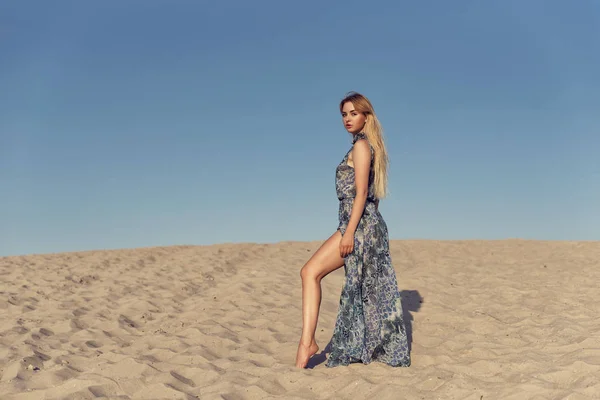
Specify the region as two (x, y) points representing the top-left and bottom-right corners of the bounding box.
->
(326, 133), (411, 368)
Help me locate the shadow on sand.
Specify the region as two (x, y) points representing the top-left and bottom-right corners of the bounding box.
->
(306, 289), (423, 369)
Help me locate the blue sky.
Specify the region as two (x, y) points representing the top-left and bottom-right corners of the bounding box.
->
(1, 0), (599, 256)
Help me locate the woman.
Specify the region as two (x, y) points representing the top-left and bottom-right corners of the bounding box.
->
(295, 92), (411, 369)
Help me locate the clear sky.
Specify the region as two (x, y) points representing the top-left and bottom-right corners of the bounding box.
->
(1, 1), (599, 256)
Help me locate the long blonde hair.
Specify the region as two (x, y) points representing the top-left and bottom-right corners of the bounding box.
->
(339, 91), (389, 199)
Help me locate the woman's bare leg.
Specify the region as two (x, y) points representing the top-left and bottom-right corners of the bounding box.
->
(295, 230), (345, 368)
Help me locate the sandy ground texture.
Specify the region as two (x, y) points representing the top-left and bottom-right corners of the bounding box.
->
(1, 239), (600, 400)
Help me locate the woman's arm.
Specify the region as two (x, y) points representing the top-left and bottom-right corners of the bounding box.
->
(339, 139), (371, 256)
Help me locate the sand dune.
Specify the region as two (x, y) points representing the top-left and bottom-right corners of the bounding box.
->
(1, 239), (600, 399)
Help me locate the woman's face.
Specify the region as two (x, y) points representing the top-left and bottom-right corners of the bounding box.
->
(341, 101), (366, 134)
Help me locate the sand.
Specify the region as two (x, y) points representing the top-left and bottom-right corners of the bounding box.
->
(1, 239), (600, 399)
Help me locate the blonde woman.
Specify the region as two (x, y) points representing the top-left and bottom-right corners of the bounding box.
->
(295, 92), (411, 368)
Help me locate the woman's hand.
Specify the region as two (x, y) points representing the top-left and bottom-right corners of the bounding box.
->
(339, 232), (354, 258)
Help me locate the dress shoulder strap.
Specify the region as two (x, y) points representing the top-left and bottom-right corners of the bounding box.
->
(352, 133), (367, 144)
(352, 133), (375, 159)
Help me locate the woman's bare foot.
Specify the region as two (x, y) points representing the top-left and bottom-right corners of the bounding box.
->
(295, 340), (319, 368)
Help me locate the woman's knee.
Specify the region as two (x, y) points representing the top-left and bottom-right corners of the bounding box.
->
(300, 262), (319, 281)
